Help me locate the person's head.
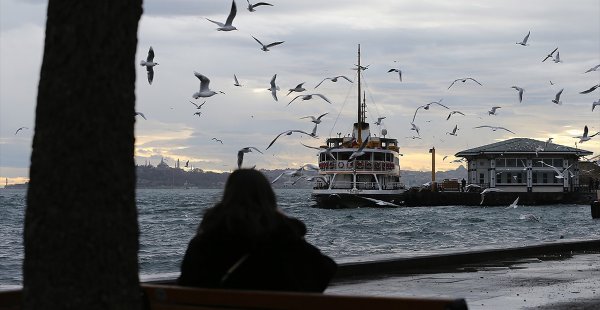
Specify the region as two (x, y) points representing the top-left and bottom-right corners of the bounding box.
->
(200, 169), (279, 236)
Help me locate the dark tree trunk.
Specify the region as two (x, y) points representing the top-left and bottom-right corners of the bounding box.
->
(24, 1), (143, 309)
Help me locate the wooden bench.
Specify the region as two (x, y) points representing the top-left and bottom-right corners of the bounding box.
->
(1, 285), (469, 309)
(142, 284), (468, 310)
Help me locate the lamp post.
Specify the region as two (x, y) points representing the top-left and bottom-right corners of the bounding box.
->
(429, 147), (436, 192)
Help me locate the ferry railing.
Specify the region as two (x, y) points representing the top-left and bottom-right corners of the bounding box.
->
(319, 160), (395, 172)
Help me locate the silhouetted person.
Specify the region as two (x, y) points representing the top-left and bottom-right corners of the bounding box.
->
(461, 178), (466, 192)
(178, 169), (337, 292)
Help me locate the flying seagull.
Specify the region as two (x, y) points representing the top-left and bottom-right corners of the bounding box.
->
(412, 99), (448, 122)
(537, 161), (573, 179)
(140, 47), (158, 85)
(212, 138), (223, 144)
(488, 106), (501, 115)
(387, 68), (402, 81)
(287, 93), (331, 106)
(446, 125), (458, 136)
(580, 84), (600, 94)
(237, 146), (263, 169)
(505, 197), (520, 209)
(480, 188), (503, 205)
(300, 113), (328, 124)
(593, 99), (600, 111)
(287, 82), (306, 96)
(574, 125), (599, 143)
(448, 77), (482, 89)
(185, 160), (189, 168)
(348, 135), (370, 161)
(271, 164), (314, 184)
(474, 125), (515, 134)
(246, 0), (272, 12)
(314, 75), (353, 88)
(14, 127), (28, 135)
(544, 137), (554, 149)
(233, 74), (242, 87)
(446, 110), (465, 120)
(252, 36), (284, 52)
(267, 74), (280, 101)
(134, 112), (147, 120)
(511, 86), (524, 103)
(192, 72), (223, 99)
(189, 100), (206, 109)
(584, 64), (600, 73)
(374, 117), (386, 125)
(266, 128), (318, 150)
(553, 51), (562, 63)
(516, 31), (530, 46)
(359, 196), (401, 207)
(206, 0), (238, 31)
(410, 123), (420, 136)
(193, 111), (202, 117)
(542, 47), (558, 62)
(552, 89), (564, 105)
(300, 142), (338, 160)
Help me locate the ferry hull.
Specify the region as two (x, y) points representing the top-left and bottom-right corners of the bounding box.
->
(312, 191), (405, 209)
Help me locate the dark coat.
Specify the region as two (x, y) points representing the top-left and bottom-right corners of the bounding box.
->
(178, 216), (337, 292)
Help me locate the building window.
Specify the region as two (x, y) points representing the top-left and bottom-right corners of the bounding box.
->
(479, 173), (485, 184)
(542, 173), (548, 183)
(553, 158), (563, 167)
(506, 159), (517, 167)
(496, 159), (505, 167)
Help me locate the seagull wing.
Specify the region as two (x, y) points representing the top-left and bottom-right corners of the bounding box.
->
(206, 18), (225, 27)
(497, 127), (515, 134)
(271, 172), (286, 184)
(434, 101), (450, 109)
(287, 95), (302, 106)
(248, 146), (263, 154)
(522, 31), (530, 44)
(448, 79), (460, 89)
(555, 89), (564, 101)
(300, 142), (320, 150)
(194, 72), (210, 92)
(252, 36), (265, 48)
(542, 47), (558, 62)
(234, 74), (240, 85)
(252, 2), (273, 8)
(189, 100), (199, 108)
(147, 47), (155, 62)
(147, 66), (154, 84)
(337, 75), (353, 83)
(224, 0), (237, 26)
(265, 41), (284, 48)
(313, 93), (331, 103)
(467, 77), (482, 85)
(266, 130), (291, 149)
(314, 78), (329, 88)
(316, 112), (329, 120)
(135, 112), (146, 120)
(237, 150), (244, 168)
(580, 84), (599, 94)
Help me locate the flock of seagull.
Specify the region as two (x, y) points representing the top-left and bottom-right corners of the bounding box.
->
(135, 2), (600, 181)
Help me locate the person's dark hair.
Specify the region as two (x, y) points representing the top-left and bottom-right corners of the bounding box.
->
(199, 169), (279, 238)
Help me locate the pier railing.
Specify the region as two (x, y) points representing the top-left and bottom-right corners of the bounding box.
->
(318, 160), (396, 172)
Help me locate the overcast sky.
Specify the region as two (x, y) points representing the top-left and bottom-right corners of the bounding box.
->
(1, 0), (599, 185)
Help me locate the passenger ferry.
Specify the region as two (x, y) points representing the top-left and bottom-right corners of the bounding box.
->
(312, 45), (406, 208)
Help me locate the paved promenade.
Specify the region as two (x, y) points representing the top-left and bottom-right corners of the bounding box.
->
(327, 251), (600, 309)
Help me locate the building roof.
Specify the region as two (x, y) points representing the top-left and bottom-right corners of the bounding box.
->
(455, 138), (593, 157)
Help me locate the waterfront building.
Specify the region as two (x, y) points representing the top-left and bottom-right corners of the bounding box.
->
(455, 138), (593, 192)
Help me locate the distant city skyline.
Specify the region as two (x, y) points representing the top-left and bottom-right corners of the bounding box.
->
(1, 0), (599, 185)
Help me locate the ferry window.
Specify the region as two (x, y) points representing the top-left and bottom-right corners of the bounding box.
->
(319, 153), (325, 162)
(506, 159), (517, 167)
(553, 158), (563, 167)
(496, 159), (505, 167)
(532, 172), (538, 184)
(517, 173), (523, 183)
(543, 159), (553, 166)
(479, 173), (485, 184)
(374, 153), (384, 161)
(337, 152), (350, 160)
(534, 160), (544, 167)
(506, 172), (512, 183)
(542, 173), (548, 183)
(358, 153), (370, 160)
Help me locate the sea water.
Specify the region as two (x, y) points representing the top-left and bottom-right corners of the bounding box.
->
(1, 188), (599, 289)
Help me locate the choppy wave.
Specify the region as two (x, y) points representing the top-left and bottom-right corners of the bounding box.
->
(2, 188), (599, 287)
